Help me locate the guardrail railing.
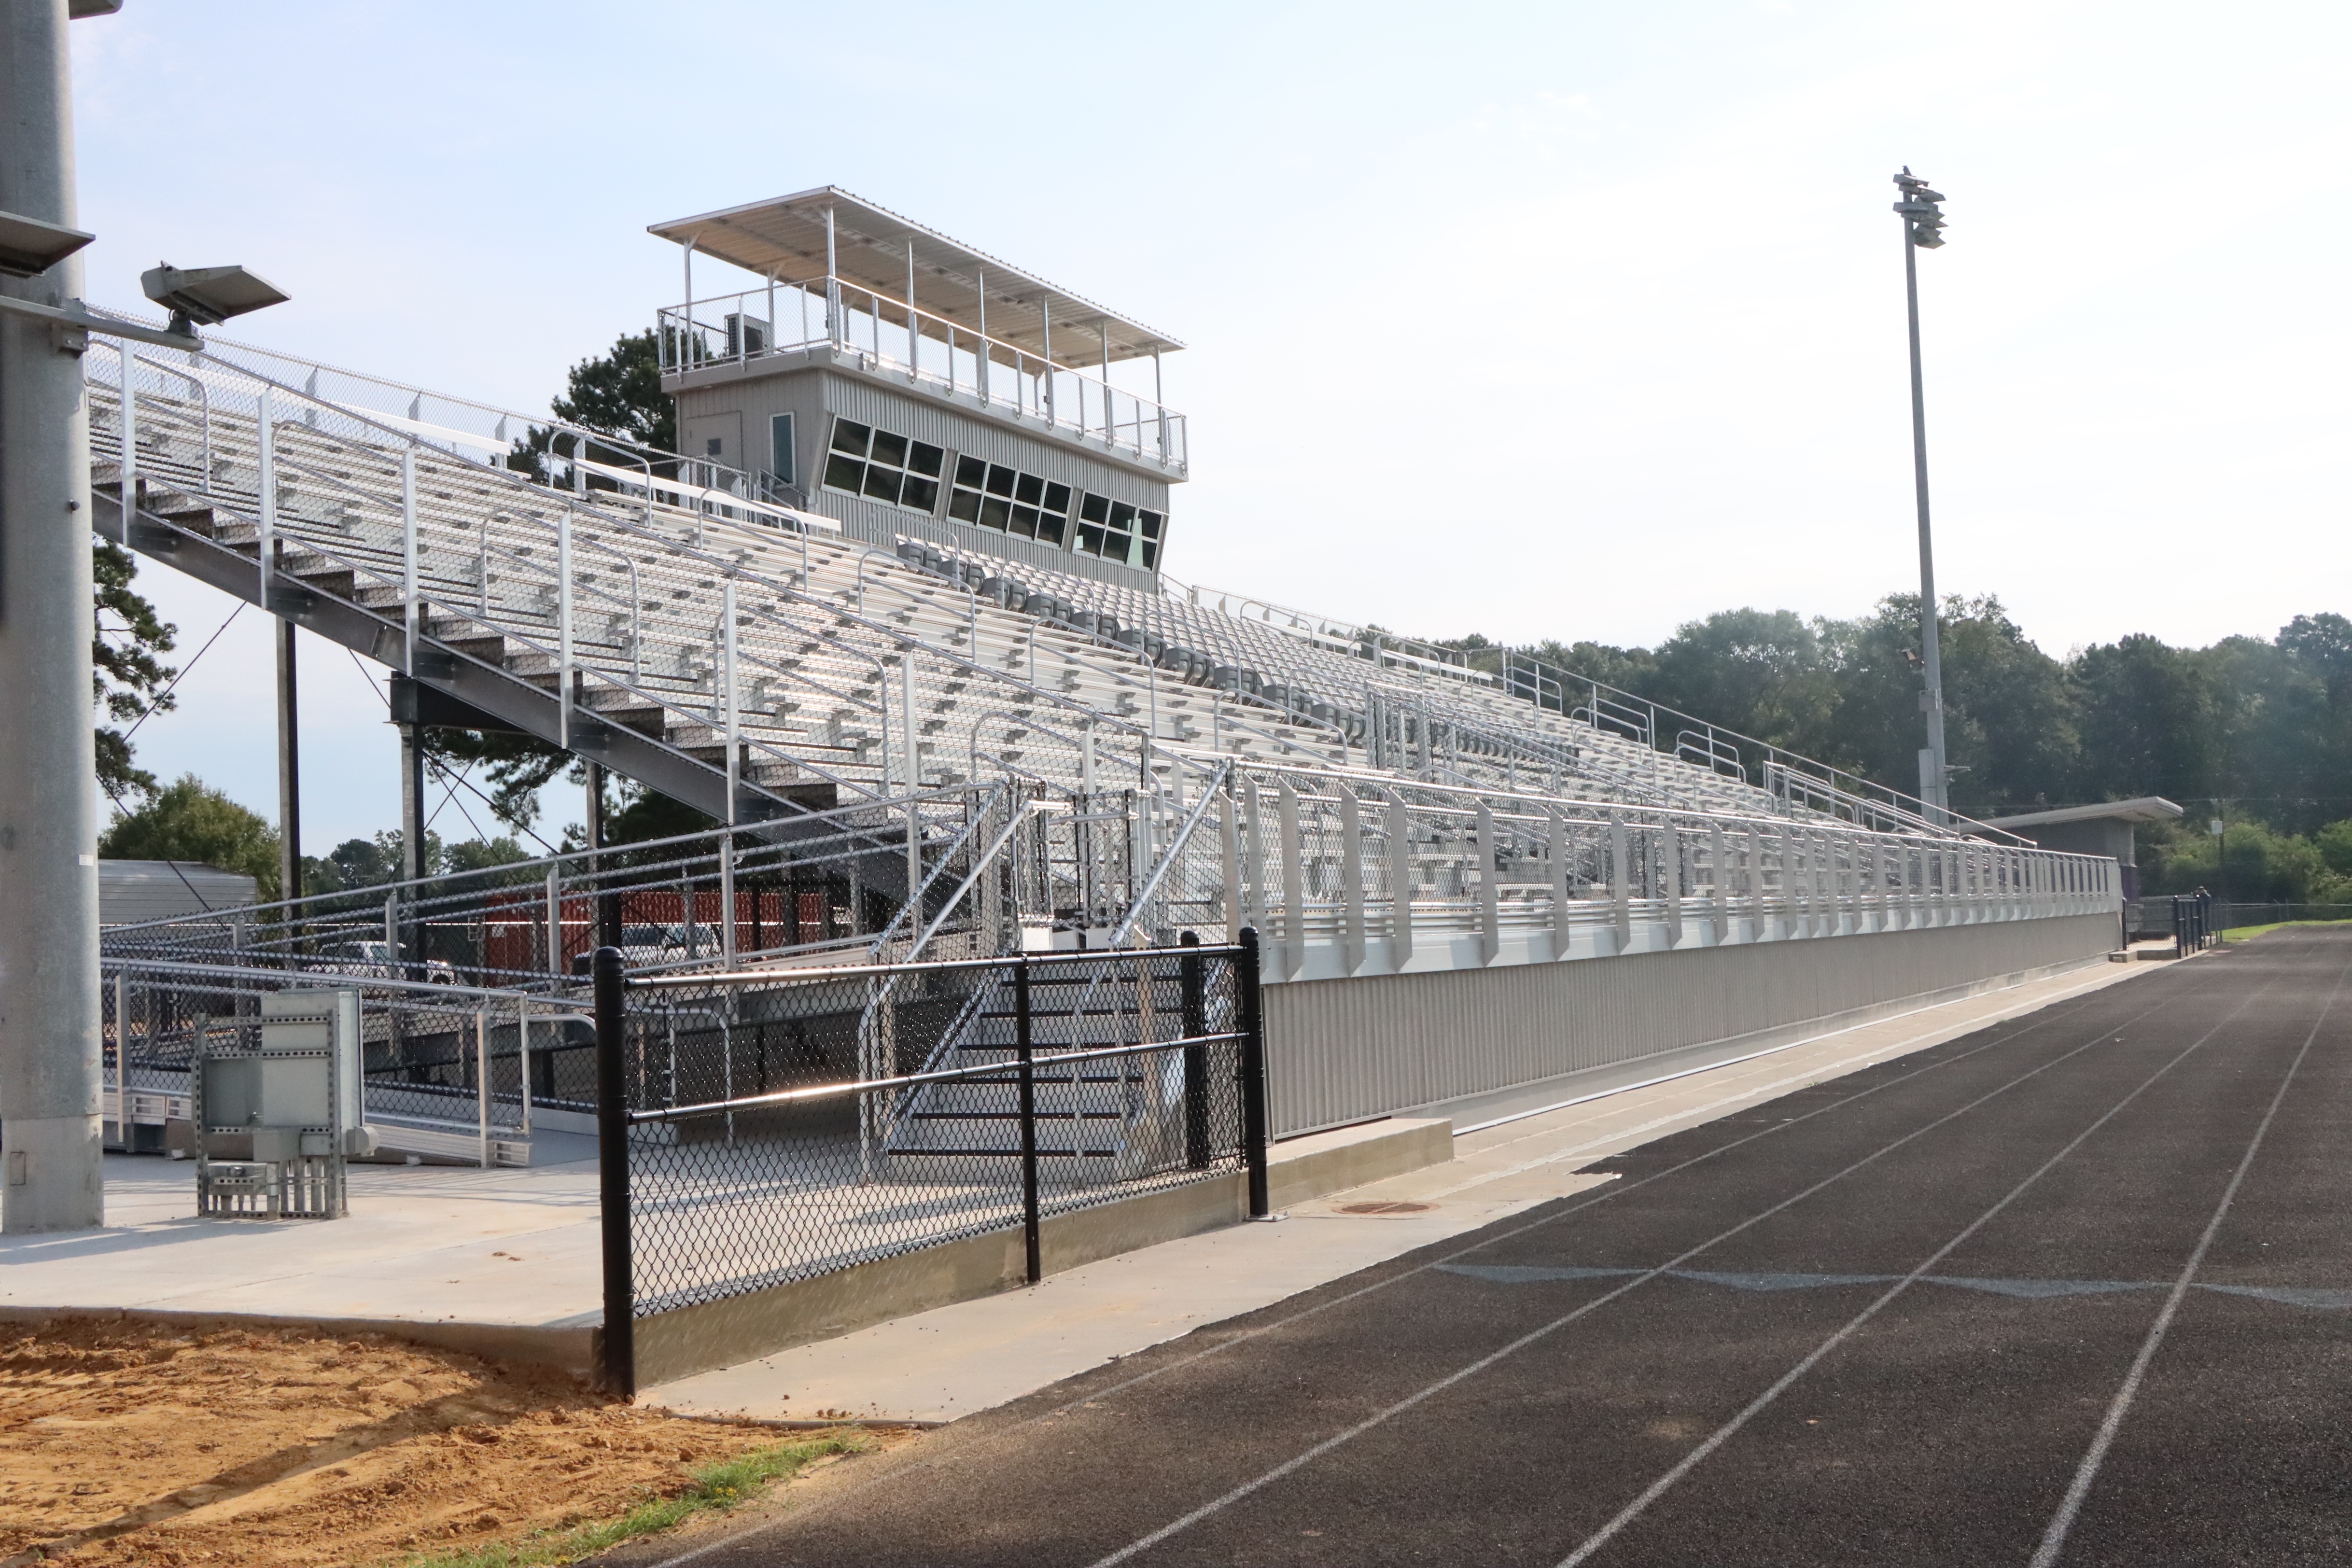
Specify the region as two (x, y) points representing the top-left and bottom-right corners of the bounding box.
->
(657, 278), (1188, 473)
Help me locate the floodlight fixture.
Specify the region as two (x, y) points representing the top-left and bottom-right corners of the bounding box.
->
(140, 262), (290, 332)
(0, 208), (94, 279)
(1892, 166), (1948, 249)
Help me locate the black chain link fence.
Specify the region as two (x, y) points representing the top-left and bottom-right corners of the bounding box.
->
(590, 935), (1267, 1394)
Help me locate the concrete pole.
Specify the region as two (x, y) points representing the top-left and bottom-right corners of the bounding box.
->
(0, 0), (102, 1232)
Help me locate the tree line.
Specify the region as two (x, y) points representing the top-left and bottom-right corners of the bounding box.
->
(1447, 595), (2352, 902)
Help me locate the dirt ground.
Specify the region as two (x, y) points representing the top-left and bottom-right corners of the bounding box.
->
(0, 1318), (889, 1568)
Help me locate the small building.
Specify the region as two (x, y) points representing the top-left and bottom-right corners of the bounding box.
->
(1981, 798), (2184, 900)
(648, 186), (1185, 590)
(99, 859), (258, 927)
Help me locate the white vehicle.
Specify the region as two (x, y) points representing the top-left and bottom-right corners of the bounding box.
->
(616, 923), (723, 967)
(309, 939), (459, 986)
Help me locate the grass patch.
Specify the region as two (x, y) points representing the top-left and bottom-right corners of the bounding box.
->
(2222, 918), (2352, 943)
(397, 1431), (868, 1568)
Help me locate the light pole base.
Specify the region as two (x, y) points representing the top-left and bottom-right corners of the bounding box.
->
(0, 1115), (104, 1233)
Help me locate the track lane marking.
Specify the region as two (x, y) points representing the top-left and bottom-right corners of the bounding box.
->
(1553, 989), (2275, 1566)
(1076, 982), (2212, 1568)
(2026, 952), (2351, 1567)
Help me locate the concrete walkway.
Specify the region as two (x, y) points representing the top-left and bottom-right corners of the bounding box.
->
(641, 954), (2161, 1424)
(0, 1131), (607, 1348)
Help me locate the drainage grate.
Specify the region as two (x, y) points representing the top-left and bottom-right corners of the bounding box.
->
(1336, 1201), (1433, 1215)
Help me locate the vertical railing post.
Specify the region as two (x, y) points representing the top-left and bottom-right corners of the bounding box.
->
(593, 947), (634, 1399)
(545, 863), (562, 980)
(400, 447), (418, 675)
(116, 343), (139, 515)
(256, 388), (275, 606)
(1475, 802), (1501, 966)
(475, 1009), (492, 1170)
(1609, 812), (1632, 952)
(1237, 927), (1270, 1218)
(1016, 953), (1041, 1285)
(1180, 932), (1209, 1170)
(557, 508), (573, 748)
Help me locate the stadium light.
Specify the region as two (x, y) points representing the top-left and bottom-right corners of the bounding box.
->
(1895, 166), (1951, 822)
(0, 208), (93, 279)
(141, 262), (290, 334)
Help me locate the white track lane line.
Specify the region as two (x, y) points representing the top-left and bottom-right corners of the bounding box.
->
(1076, 985), (2210, 1568)
(648, 977), (2184, 1568)
(2025, 947), (2351, 1568)
(1551, 981), (2273, 1568)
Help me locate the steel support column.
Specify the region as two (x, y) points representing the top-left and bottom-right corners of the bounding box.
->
(0, 0), (102, 1232)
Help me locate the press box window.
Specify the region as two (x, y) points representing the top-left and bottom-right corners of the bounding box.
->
(1077, 496), (1164, 565)
(948, 456), (1070, 546)
(822, 418), (943, 514)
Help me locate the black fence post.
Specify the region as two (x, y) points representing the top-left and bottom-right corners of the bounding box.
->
(1237, 927), (1270, 1219)
(593, 946), (635, 1400)
(1179, 931), (1209, 1170)
(1016, 953), (1041, 1286)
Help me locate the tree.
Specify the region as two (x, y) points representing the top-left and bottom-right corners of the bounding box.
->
(1647, 608), (1838, 757)
(1819, 594), (2077, 818)
(99, 775), (279, 898)
(506, 328), (676, 480)
(92, 538), (177, 801)
(2072, 634), (2222, 802)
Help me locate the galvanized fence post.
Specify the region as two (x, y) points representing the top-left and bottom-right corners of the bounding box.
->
(593, 946), (634, 1399)
(1179, 931), (1209, 1170)
(1237, 927), (1270, 1218)
(1016, 953), (1041, 1285)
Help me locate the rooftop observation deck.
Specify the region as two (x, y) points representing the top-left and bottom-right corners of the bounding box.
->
(651, 187), (1188, 480)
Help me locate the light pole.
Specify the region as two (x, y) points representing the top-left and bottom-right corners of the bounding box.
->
(1894, 167), (1949, 822)
(0, 0), (109, 1234)
(0, 0), (283, 1233)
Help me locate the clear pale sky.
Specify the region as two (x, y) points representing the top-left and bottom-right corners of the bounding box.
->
(71, 2), (2351, 851)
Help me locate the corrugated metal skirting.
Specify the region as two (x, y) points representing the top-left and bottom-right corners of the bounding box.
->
(1262, 913), (2118, 1136)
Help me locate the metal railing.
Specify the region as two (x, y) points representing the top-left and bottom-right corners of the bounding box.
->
(657, 279), (1188, 474)
(1199, 762), (2118, 983)
(100, 788), (1004, 987)
(101, 957), (584, 1167)
(590, 936), (1266, 1396)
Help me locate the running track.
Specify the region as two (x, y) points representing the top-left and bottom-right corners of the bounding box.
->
(668, 928), (2352, 1567)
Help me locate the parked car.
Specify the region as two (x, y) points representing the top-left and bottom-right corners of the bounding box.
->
(308, 939), (459, 986)
(571, 924), (727, 976)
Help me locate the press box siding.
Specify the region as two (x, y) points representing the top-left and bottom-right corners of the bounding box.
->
(672, 360), (1169, 590)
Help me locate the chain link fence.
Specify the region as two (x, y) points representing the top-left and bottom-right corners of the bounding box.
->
(591, 937), (1266, 1394)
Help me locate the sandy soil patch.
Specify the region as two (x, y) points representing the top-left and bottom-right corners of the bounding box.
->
(0, 1319), (890, 1568)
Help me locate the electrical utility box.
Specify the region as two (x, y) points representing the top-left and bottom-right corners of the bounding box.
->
(193, 988), (373, 1218)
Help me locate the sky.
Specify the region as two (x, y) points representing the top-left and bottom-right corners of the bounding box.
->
(69, 1), (2352, 852)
